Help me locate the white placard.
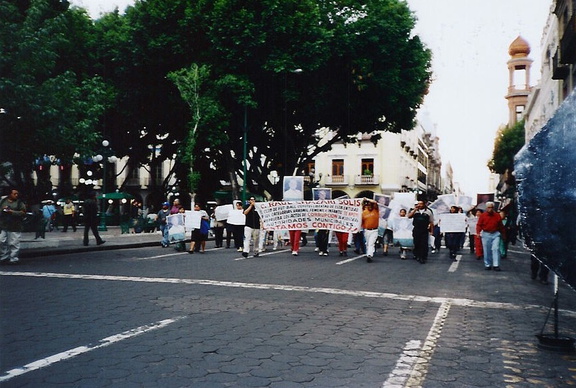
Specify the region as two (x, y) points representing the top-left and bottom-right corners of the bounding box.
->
(439, 213), (467, 233)
(214, 204), (233, 221)
(185, 210), (201, 230)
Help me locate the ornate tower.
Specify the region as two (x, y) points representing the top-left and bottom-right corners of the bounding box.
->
(505, 36), (533, 126)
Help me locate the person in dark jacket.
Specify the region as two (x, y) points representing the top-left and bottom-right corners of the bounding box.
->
(83, 191), (105, 246)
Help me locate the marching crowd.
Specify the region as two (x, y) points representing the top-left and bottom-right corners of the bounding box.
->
(155, 196), (520, 276)
(2, 188), (537, 283)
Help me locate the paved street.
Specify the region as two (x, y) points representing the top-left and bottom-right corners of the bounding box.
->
(1, 233), (576, 387)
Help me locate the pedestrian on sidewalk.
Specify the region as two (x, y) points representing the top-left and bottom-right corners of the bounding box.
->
(61, 198), (77, 232)
(41, 200), (56, 232)
(0, 188), (27, 265)
(82, 191), (105, 247)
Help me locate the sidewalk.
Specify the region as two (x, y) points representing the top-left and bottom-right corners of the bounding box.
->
(18, 226), (166, 258)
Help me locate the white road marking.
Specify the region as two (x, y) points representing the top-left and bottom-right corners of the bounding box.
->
(448, 255), (461, 272)
(382, 340), (422, 387)
(382, 302), (451, 387)
(234, 249), (289, 260)
(135, 252), (189, 260)
(0, 316), (185, 382)
(2, 271), (572, 316)
(336, 255), (365, 265)
(403, 301), (451, 387)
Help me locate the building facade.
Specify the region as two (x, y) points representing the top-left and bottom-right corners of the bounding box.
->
(526, 0), (576, 140)
(311, 110), (445, 201)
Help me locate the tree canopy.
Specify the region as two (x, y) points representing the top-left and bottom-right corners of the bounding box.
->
(488, 120), (526, 175)
(0, 0), (114, 200)
(1, 0), (432, 202)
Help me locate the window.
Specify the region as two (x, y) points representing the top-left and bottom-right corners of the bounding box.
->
(306, 161), (315, 175)
(332, 159), (344, 176)
(153, 163), (163, 186)
(361, 159), (374, 175)
(129, 166), (140, 179)
(516, 105), (525, 121)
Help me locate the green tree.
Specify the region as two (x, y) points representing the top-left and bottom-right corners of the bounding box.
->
(488, 120), (525, 175)
(192, 0), (432, 199)
(0, 0), (113, 200)
(87, 0), (431, 201)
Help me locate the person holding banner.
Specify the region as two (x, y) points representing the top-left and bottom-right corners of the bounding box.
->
(188, 203), (210, 254)
(226, 201), (245, 251)
(444, 206), (461, 260)
(242, 197), (262, 257)
(408, 200), (434, 264)
(362, 198), (379, 262)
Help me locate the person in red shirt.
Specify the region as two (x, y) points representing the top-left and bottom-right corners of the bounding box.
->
(476, 202), (505, 271)
(362, 198), (380, 262)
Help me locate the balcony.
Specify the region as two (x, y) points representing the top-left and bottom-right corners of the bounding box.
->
(354, 174), (380, 185)
(325, 175), (349, 186)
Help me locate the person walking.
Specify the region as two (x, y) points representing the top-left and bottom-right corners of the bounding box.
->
(61, 198), (77, 232)
(335, 231), (349, 256)
(0, 189), (27, 265)
(408, 200), (434, 264)
(362, 198), (379, 263)
(316, 229), (329, 256)
(82, 191), (105, 247)
(157, 202), (171, 248)
(242, 197), (261, 257)
(476, 201), (505, 271)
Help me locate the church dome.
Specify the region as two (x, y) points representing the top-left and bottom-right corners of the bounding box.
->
(509, 35), (531, 57)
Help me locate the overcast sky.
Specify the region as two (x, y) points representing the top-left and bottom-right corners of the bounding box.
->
(71, 0), (552, 196)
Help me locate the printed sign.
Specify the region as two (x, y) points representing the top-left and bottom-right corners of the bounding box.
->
(255, 199), (362, 232)
(439, 213), (467, 233)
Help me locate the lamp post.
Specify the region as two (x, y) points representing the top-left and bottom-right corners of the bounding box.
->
(282, 68), (303, 177)
(94, 140), (117, 231)
(242, 105), (248, 204)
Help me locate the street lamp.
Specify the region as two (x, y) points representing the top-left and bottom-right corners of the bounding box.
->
(242, 105), (248, 204)
(282, 68), (303, 177)
(94, 140), (117, 231)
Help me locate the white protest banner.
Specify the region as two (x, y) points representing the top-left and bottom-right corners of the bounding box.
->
(467, 217), (479, 235)
(255, 198), (362, 232)
(214, 204), (232, 221)
(390, 217), (414, 247)
(392, 192), (416, 211)
(167, 214), (186, 242)
(185, 210), (201, 230)
(456, 196), (473, 212)
(439, 213), (467, 233)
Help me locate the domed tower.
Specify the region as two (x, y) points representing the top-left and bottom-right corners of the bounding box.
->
(505, 36), (533, 126)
